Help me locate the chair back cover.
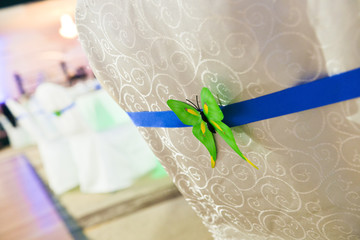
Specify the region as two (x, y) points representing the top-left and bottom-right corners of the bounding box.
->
(76, 1), (360, 238)
(35, 82), (156, 193)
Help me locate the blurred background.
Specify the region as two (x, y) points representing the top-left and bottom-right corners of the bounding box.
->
(0, 0), (88, 100)
(0, 0), (211, 239)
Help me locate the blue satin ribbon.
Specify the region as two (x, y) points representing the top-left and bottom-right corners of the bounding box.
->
(127, 68), (360, 128)
(16, 102), (76, 120)
(54, 102), (75, 116)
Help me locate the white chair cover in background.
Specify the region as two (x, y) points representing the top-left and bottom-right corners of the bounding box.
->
(76, 0), (360, 239)
(5, 97), (78, 194)
(0, 114), (34, 149)
(34, 83), (87, 136)
(71, 87), (157, 193)
(1, 99), (36, 148)
(75, 89), (131, 131)
(35, 83), (156, 193)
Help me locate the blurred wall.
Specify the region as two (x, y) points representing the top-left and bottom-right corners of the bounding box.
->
(0, 0), (89, 101)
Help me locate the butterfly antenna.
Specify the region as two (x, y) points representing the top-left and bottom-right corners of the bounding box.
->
(217, 94), (223, 106)
(186, 99), (199, 110)
(196, 95), (200, 109)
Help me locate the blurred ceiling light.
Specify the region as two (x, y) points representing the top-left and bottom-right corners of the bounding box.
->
(59, 14), (77, 39)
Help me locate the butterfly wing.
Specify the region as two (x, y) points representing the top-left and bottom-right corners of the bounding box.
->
(167, 99), (202, 125)
(200, 87), (223, 121)
(192, 121), (217, 168)
(209, 119), (258, 169)
(168, 99), (217, 168)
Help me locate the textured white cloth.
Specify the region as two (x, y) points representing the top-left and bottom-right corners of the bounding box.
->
(76, 1), (360, 238)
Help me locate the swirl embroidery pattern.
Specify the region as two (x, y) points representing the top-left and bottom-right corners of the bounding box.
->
(76, 0), (360, 239)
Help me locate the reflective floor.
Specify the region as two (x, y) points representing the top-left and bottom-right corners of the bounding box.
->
(0, 155), (72, 240)
(0, 146), (212, 240)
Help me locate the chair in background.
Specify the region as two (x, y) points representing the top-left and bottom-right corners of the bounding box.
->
(35, 82), (156, 193)
(0, 113), (34, 149)
(5, 97), (79, 195)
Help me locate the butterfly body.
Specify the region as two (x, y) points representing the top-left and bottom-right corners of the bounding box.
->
(197, 108), (216, 133)
(167, 87), (258, 169)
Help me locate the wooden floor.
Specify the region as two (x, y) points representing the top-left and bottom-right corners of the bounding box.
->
(0, 146), (213, 240)
(0, 155), (73, 240)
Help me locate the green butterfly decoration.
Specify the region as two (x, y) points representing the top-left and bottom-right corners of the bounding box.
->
(167, 87), (258, 169)
(54, 110), (62, 116)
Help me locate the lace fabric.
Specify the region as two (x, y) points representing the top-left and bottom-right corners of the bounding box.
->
(76, 0), (360, 238)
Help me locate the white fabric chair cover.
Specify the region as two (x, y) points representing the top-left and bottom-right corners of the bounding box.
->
(35, 83), (156, 193)
(35, 83), (86, 136)
(72, 88), (157, 193)
(36, 137), (79, 194)
(75, 89), (130, 131)
(66, 121), (157, 193)
(76, 1), (360, 239)
(0, 114), (34, 149)
(5, 97), (78, 194)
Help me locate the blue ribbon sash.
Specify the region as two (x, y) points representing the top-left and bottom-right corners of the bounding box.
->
(127, 68), (360, 128)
